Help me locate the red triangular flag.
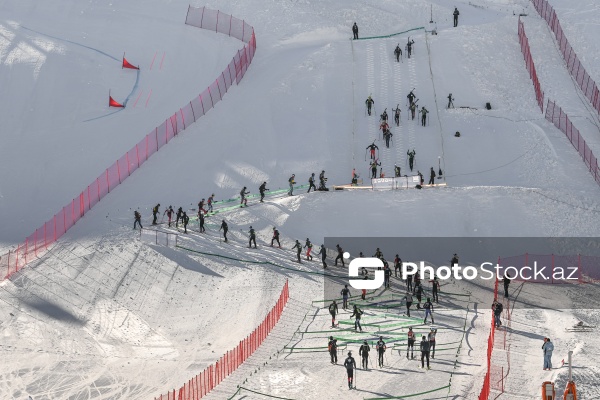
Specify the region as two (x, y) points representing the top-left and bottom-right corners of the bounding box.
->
(122, 56), (139, 70)
(109, 95), (124, 108)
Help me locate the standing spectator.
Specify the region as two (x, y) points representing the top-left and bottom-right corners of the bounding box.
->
(328, 336), (338, 364)
(429, 167), (436, 184)
(407, 327), (416, 359)
(453, 7), (460, 27)
(340, 284), (350, 310)
(376, 337), (387, 367)
(428, 328), (438, 359)
(423, 297), (435, 324)
(542, 338), (554, 370)
(352, 22), (359, 40)
(420, 335), (431, 369)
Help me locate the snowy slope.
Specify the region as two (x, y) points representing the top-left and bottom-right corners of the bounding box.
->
(1, 0), (600, 399)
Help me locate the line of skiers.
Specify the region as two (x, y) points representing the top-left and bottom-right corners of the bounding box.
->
(334, 324), (439, 389)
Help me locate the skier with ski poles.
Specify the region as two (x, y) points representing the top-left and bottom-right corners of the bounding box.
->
(335, 244), (345, 267)
(380, 108), (388, 123)
(410, 102), (417, 120)
(198, 209), (206, 233)
(394, 44), (402, 62)
(175, 206), (183, 228)
(308, 173), (317, 193)
(152, 203), (160, 225)
(207, 194), (215, 212)
(133, 210), (143, 230)
(383, 129), (393, 148)
(351, 305), (364, 333)
(366, 142), (378, 160)
(288, 174), (296, 196)
(407, 90), (416, 106)
(340, 284), (350, 309)
(428, 328), (438, 359)
(420, 335), (431, 369)
(162, 206), (174, 227)
(358, 340), (370, 368)
(304, 238), (313, 260)
(376, 336), (387, 367)
(328, 336), (338, 364)
(429, 276), (440, 303)
(240, 187), (250, 207)
(219, 219), (229, 242)
(447, 93), (454, 109)
(407, 149), (416, 171)
(182, 211), (189, 233)
(344, 351), (357, 389)
(365, 95), (375, 116)
(292, 240), (302, 263)
(248, 226), (257, 248)
(370, 159), (381, 179)
(423, 297), (435, 324)
(420, 107), (429, 127)
(320, 244), (328, 268)
(329, 300), (339, 327)
(394, 254), (402, 277)
(259, 182), (269, 202)
(414, 281), (423, 308)
(407, 327), (416, 359)
(407, 38), (415, 58)
(198, 198), (207, 214)
(319, 170), (328, 191)
(394, 164), (401, 178)
(393, 105), (401, 126)
(429, 167), (436, 184)
(271, 227), (281, 247)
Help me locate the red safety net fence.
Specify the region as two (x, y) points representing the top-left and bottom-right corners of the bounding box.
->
(154, 280), (289, 400)
(0, 7), (256, 281)
(531, 0), (600, 115)
(518, 18), (544, 112)
(545, 99), (600, 188)
(478, 278), (499, 400)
